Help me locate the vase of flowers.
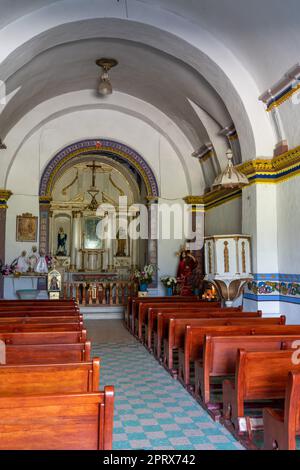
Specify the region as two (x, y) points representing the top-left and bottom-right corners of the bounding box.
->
(161, 276), (177, 296)
(133, 264), (157, 292)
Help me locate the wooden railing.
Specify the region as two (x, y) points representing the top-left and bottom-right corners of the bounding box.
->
(63, 281), (138, 306)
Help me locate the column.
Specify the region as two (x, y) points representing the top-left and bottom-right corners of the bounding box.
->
(39, 196), (52, 255)
(147, 198), (158, 287)
(242, 182), (279, 315)
(0, 190), (12, 299)
(71, 211), (82, 270)
(183, 196), (205, 294)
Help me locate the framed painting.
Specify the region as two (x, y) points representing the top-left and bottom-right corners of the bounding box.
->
(16, 213), (38, 242)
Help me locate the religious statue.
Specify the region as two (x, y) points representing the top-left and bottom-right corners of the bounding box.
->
(49, 275), (60, 291)
(116, 227), (127, 257)
(28, 245), (40, 272)
(176, 248), (198, 296)
(16, 251), (29, 273)
(56, 227), (67, 256)
(35, 249), (48, 273)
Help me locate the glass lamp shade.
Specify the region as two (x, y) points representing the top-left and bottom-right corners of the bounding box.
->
(98, 74), (113, 96)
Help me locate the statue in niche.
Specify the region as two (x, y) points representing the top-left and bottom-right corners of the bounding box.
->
(116, 227), (127, 257)
(176, 248), (198, 296)
(56, 227), (67, 256)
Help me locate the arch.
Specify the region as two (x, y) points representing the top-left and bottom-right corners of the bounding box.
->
(39, 138), (159, 198)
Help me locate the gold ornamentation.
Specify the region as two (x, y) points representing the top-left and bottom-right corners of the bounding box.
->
(241, 241), (246, 273)
(224, 241), (229, 273)
(267, 83), (300, 112)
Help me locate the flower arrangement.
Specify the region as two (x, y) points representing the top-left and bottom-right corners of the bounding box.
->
(160, 276), (178, 288)
(133, 264), (157, 285)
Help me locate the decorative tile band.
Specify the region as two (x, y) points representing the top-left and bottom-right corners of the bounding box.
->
(245, 274), (300, 304)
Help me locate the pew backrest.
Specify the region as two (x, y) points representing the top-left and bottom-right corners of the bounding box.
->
(0, 357), (100, 395)
(0, 388), (114, 450)
(0, 330), (87, 345)
(3, 341), (91, 364)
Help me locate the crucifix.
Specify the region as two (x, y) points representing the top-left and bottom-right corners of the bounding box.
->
(86, 161), (104, 188)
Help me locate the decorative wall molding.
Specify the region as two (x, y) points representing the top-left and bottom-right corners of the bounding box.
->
(238, 144), (300, 184)
(259, 63), (300, 112)
(39, 139), (159, 198)
(245, 273), (300, 304)
(184, 188), (242, 211)
(0, 189), (12, 208)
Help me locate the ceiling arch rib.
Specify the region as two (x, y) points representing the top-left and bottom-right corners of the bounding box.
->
(0, 1), (276, 160)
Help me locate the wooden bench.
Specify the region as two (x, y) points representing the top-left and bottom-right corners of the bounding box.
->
(0, 388), (114, 449)
(0, 330), (87, 344)
(179, 323), (300, 391)
(263, 371), (300, 450)
(194, 334), (300, 409)
(137, 301), (225, 341)
(3, 341), (91, 364)
(222, 349), (300, 436)
(0, 357), (100, 395)
(0, 322), (84, 332)
(153, 309), (262, 358)
(161, 316), (285, 372)
(0, 307), (80, 316)
(125, 295), (199, 328)
(0, 314), (83, 324)
(127, 296), (202, 331)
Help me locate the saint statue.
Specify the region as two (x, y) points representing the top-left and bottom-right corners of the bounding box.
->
(176, 249), (198, 296)
(116, 227), (127, 257)
(28, 245), (40, 272)
(16, 251), (29, 273)
(35, 249), (48, 274)
(56, 227), (67, 256)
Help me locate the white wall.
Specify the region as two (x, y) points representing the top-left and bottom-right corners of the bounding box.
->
(205, 197), (242, 236)
(4, 107), (190, 280)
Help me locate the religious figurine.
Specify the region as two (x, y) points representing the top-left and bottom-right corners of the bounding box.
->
(35, 249), (48, 273)
(116, 227), (126, 257)
(176, 248), (198, 296)
(28, 245), (40, 272)
(56, 227), (67, 256)
(49, 275), (60, 291)
(16, 250), (29, 273)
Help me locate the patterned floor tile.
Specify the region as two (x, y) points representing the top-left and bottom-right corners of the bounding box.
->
(87, 320), (243, 451)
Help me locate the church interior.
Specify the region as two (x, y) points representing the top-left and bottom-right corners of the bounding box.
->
(1, 0), (300, 454)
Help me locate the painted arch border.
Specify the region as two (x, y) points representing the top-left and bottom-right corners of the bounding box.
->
(39, 139), (160, 198)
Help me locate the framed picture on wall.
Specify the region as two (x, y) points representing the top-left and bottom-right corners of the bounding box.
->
(16, 213), (38, 242)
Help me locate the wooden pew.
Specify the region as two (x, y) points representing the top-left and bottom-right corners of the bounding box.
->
(0, 299), (76, 305)
(127, 296), (203, 331)
(0, 358), (100, 395)
(194, 335), (300, 409)
(0, 322), (84, 332)
(222, 349), (300, 436)
(263, 371), (300, 450)
(180, 323), (300, 391)
(160, 316), (285, 371)
(0, 330), (87, 345)
(125, 295), (200, 328)
(0, 315), (83, 324)
(0, 307), (80, 316)
(3, 341), (91, 364)
(153, 309), (262, 358)
(137, 301), (226, 341)
(0, 389), (114, 450)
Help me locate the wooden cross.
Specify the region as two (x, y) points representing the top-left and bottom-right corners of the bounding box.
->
(86, 161), (110, 187)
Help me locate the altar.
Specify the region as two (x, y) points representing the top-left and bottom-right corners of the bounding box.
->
(48, 158), (141, 277)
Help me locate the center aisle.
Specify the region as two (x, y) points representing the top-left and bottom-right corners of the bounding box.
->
(86, 320), (242, 451)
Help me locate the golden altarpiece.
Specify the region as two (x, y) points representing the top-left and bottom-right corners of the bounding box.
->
(49, 158), (142, 283)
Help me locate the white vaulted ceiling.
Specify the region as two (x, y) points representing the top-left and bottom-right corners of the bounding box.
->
(0, 0), (298, 189)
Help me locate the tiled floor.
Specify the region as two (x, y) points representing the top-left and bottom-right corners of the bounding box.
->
(87, 320), (243, 451)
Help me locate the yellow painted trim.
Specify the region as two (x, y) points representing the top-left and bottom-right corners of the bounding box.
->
(267, 83), (300, 112)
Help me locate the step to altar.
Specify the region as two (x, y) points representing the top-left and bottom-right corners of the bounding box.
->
(80, 305), (125, 320)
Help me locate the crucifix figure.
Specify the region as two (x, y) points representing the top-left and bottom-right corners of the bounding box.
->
(86, 161), (104, 188)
